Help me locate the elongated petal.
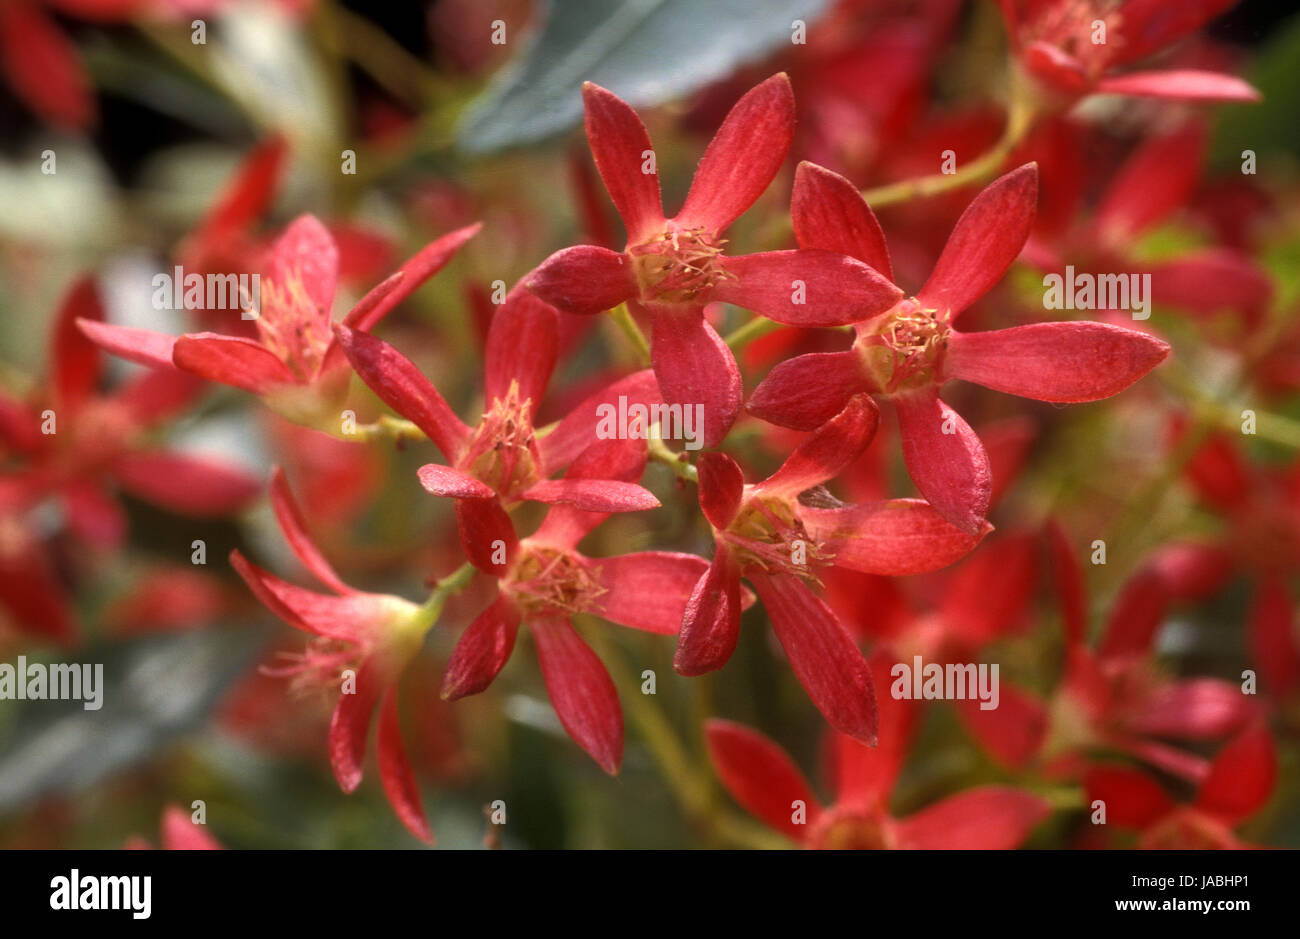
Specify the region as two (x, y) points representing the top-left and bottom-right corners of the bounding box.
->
(697, 451), (745, 530)
(953, 684), (1048, 769)
(1095, 70), (1260, 103)
(803, 499), (988, 575)
(533, 436), (650, 549)
(1125, 679), (1255, 740)
(1021, 40), (1088, 94)
(1093, 124), (1205, 246)
(895, 787), (1049, 849)
(539, 368), (660, 473)
(442, 592), (520, 700)
(940, 533), (1038, 644)
(112, 368), (204, 429)
(525, 245), (635, 316)
(0, 549), (77, 645)
(159, 805), (222, 850)
(1111, 0), (1237, 65)
(714, 250), (900, 327)
(946, 322), (1168, 402)
(344, 223), (482, 332)
(269, 466), (353, 595)
(750, 571), (877, 745)
(1084, 766), (1174, 829)
(531, 617), (623, 774)
(1249, 579), (1300, 698)
(581, 82), (664, 241)
(333, 325), (470, 460)
(0, 0), (93, 131)
(60, 480), (126, 549)
(485, 288), (560, 411)
(916, 164), (1037, 319)
(894, 389), (991, 535)
(188, 134), (287, 258)
(267, 214), (338, 319)
(77, 319), (177, 371)
(418, 463), (497, 500)
(1196, 724), (1277, 823)
(228, 551), (375, 642)
(113, 451), (259, 516)
(1148, 249), (1273, 317)
(328, 659), (383, 793)
(521, 478), (658, 513)
(748, 350), (869, 431)
(675, 73), (795, 233)
(51, 276), (103, 414)
(650, 310), (742, 448)
(675, 545), (743, 675)
(792, 161), (892, 279)
(1097, 565), (1169, 660)
(831, 652), (917, 807)
(376, 687), (433, 843)
(456, 497), (518, 574)
(595, 551), (708, 634)
(173, 333), (298, 394)
(705, 719), (821, 841)
(759, 395), (878, 495)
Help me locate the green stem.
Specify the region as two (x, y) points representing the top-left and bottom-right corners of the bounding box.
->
(648, 424), (698, 483)
(724, 315), (783, 352)
(609, 304), (652, 366)
(418, 561), (477, 623)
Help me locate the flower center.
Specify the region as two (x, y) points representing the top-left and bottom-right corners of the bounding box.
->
(856, 299), (949, 393)
(506, 543), (607, 617)
(809, 807), (895, 850)
(1026, 0), (1125, 78)
(256, 272), (335, 382)
(722, 494), (832, 583)
(461, 381), (541, 501)
(628, 227), (733, 305)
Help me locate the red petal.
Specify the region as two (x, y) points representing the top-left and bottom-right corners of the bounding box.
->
(592, 551), (707, 634)
(581, 82), (664, 242)
(188, 134), (287, 257)
(1021, 40), (1089, 94)
(1149, 249), (1273, 317)
(539, 368), (660, 473)
(1084, 766), (1175, 830)
(747, 350), (869, 431)
(376, 686), (434, 843)
(894, 389), (991, 535)
(946, 322), (1168, 402)
(229, 551), (372, 641)
(953, 684), (1047, 769)
(172, 333), (298, 394)
(803, 499), (989, 575)
(705, 719), (821, 841)
(113, 451), (259, 516)
(791, 161), (892, 279)
(343, 224), (481, 332)
(940, 533), (1038, 644)
(830, 652), (917, 806)
(916, 164), (1037, 319)
(675, 73), (795, 233)
(442, 592), (520, 699)
(525, 245), (635, 316)
(1126, 679), (1255, 740)
(675, 545), (743, 675)
(1093, 124), (1205, 246)
(111, 368), (203, 428)
(159, 805), (222, 850)
(1095, 70), (1260, 103)
(895, 787), (1049, 849)
(533, 436), (650, 549)
(51, 277), (103, 414)
(530, 617), (623, 774)
(455, 498), (518, 574)
(77, 319), (177, 371)
(1249, 579), (1300, 698)
(1196, 724), (1277, 823)
(750, 571), (877, 745)
(0, 1), (94, 131)
(267, 215), (338, 319)
(1112, 0), (1238, 65)
(714, 249), (900, 326)
(269, 466), (353, 595)
(332, 325), (470, 460)
(60, 480), (126, 548)
(520, 478), (659, 513)
(649, 309), (742, 448)
(1097, 565), (1169, 660)
(759, 394), (879, 495)
(0, 548), (77, 645)
(697, 451), (745, 530)
(485, 288), (559, 412)
(417, 464), (496, 500)
(328, 659), (384, 793)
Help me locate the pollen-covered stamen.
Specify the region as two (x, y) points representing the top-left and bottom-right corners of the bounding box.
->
(721, 494), (833, 583)
(808, 807), (896, 850)
(857, 299), (949, 393)
(460, 380), (541, 500)
(262, 638), (365, 702)
(628, 227), (736, 304)
(256, 273), (335, 381)
(1025, 0), (1125, 77)
(505, 543), (607, 617)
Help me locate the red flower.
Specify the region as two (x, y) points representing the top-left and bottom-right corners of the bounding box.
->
(1085, 723), (1277, 849)
(749, 161), (1169, 533)
(443, 437), (718, 773)
(334, 286), (662, 520)
(997, 0), (1260, 104)
(525, 74), (901, 446)
(79, 214), (480, 427)
(678, 395), (988, 743)
(705, 663), (1050, 849)
(230, 468), (440, 843)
